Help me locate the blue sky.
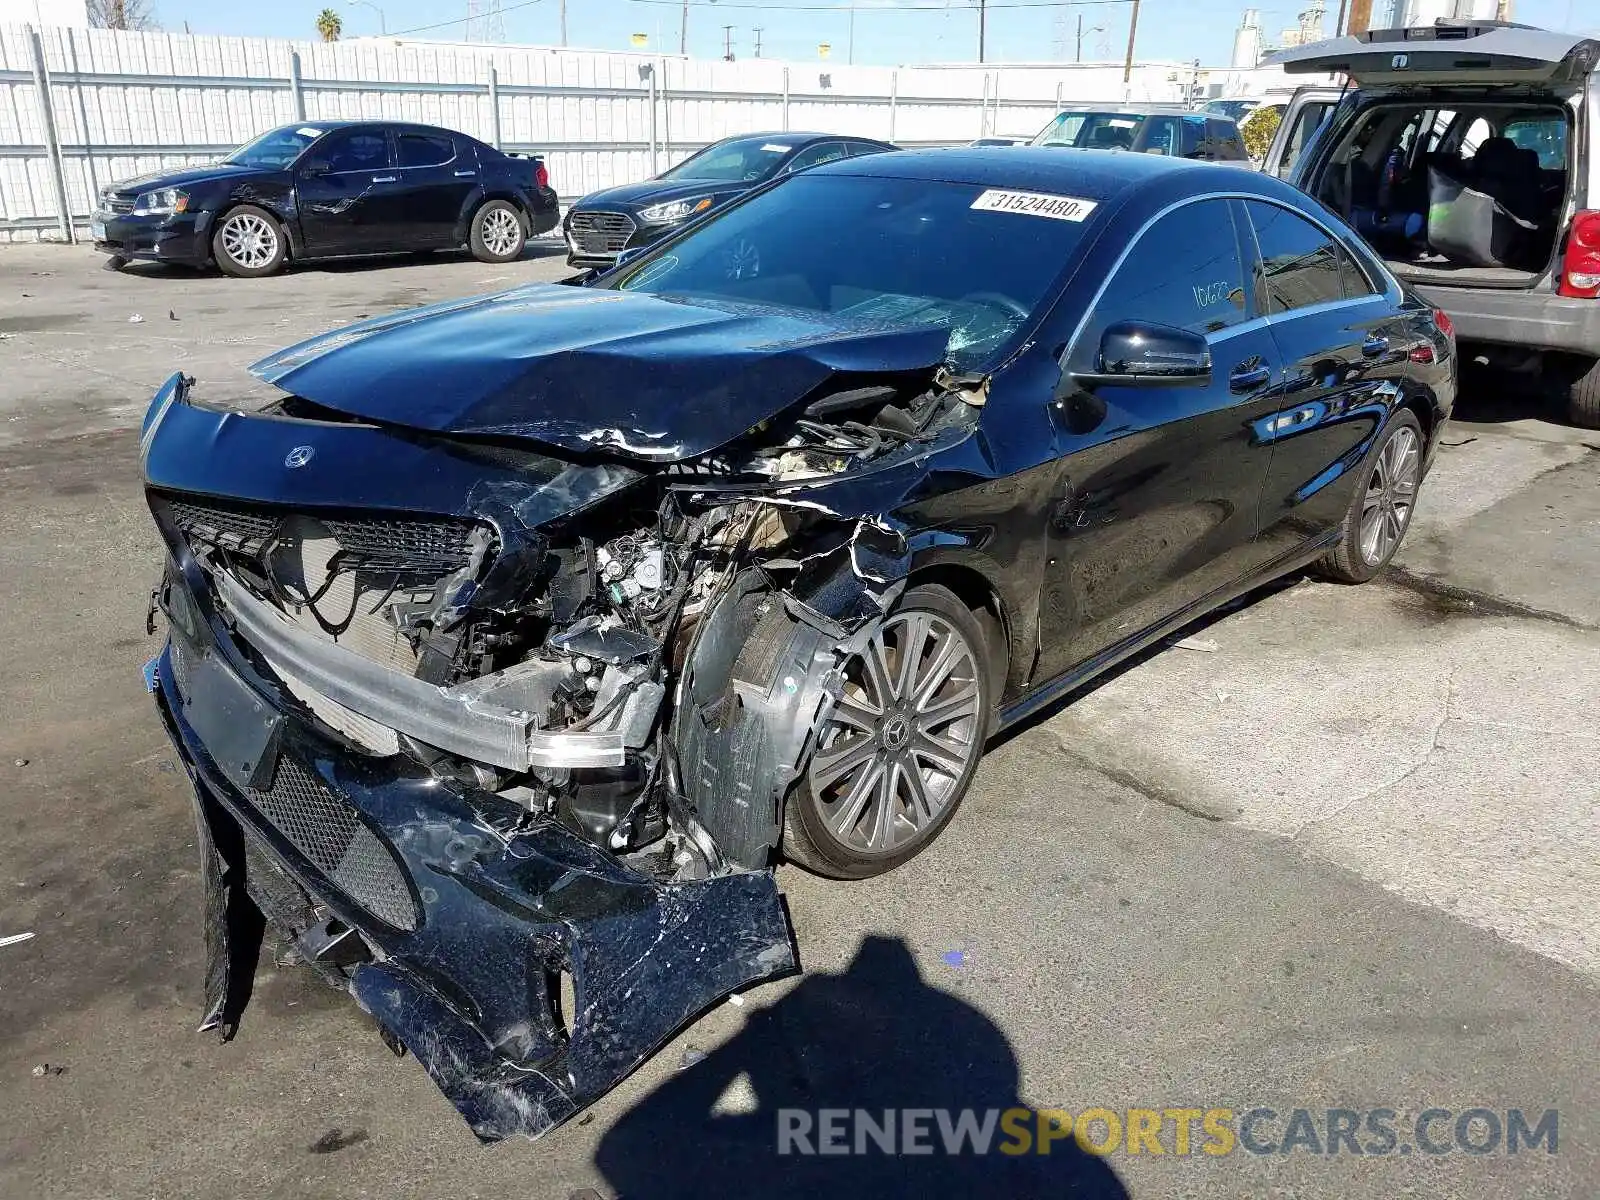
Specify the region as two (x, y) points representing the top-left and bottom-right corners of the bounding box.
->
(157, 0), (1588, 68)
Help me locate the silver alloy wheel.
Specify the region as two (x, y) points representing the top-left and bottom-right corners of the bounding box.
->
(219, 212), (278, 270)
(480, 207), (522, 257)
(807, 610), (983, 855)
(1359, 424), (1420, 565)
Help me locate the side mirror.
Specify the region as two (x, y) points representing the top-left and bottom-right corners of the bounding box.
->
(1077, 320), (1211, 387)
(614, 246), (648, 269)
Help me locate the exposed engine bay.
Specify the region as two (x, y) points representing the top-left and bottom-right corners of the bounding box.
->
(155, 366), (975, 879)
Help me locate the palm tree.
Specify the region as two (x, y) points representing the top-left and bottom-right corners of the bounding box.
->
(315, 8), (342, 41)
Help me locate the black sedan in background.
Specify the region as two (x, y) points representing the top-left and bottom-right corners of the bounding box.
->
(92, 120), (560, 277)
(139, 148), (1453, 1141)
(562, 131), (896, 267)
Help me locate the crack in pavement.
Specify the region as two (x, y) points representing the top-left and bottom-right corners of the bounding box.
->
(1291, 656), (1460, 841)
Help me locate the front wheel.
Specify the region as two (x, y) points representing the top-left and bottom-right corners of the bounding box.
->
(211, 206), (286, 277)
(782, 584), (993, 879)
(1316, 408), (1423, 583)
(469, 200), (526, 263)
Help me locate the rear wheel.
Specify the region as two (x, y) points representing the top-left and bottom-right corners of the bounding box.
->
(1316, 408), (1423, 583)
(783, 584), (993, 879)
(212, 205), (286, 277)
(1567, 356), (1600, 430)
(470, 200), (526, 263)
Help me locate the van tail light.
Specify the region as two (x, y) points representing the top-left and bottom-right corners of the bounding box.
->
(1558, 209), (1600, 298)
(535, 158), (550, 191)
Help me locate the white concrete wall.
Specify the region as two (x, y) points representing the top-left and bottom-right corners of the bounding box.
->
(1, 23), (1201, 241)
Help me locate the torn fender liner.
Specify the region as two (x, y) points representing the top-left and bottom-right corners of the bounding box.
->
(353, 868), (794, 1142)
(153, 634), (797, 1143)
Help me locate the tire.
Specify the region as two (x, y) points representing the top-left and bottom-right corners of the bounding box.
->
(1316, 408), (1424, 584)
(102, 254), (127, 272)
(1568, 356), (1600, 430)
(469, 200), (527, 263)
(782, 584), (995, 880)
(211, 205), (287, 277)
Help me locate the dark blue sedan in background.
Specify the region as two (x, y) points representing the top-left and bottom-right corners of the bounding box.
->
(561, 130), (897, 268)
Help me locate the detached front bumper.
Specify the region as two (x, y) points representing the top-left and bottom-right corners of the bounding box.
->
(150, 566), (797, 1141)
(92, 208), (212, 265)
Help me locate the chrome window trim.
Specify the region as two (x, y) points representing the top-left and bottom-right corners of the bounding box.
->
(1063, 189), (1402, 362)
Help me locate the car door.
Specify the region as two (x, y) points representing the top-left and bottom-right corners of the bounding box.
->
(1035, 196), (1286, 679)
(390, 129), (478, 247)
(1237, 198), (1415, 559)
(296, 126), (399, 254)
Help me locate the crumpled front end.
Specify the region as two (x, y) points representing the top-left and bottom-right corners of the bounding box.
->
(139, 350), (975, 1138)
(152, 577), (795, 1141)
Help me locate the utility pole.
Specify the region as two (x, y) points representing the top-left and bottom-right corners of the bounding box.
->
(753, 26), (763, 57)
(848, 2), (856, 65)
(723, 23), (735, 60)
(559, 0), (567, 46)
(679, 0), (688, 54)
(977, 0), (987, 62)
(1121, 0), (1141, 87)
(1333, 0), (1347, 36)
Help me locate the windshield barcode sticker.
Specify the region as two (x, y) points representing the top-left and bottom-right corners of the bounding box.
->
(970, 189), (1098, 222)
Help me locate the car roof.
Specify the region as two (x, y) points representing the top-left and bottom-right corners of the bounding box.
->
(1050, 103), (1192, 115)
(810, 145), (1218, 203)
(710, 131), (892, 147)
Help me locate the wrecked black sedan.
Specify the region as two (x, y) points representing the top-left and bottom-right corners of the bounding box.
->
(141, 148), (1454, 1141)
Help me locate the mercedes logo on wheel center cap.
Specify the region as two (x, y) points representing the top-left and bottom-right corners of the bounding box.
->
(284, 445), (315, 469)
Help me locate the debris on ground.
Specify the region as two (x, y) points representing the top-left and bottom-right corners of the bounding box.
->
(31, 1064), (64, 1078)
(128, 313), (144, 323)
(1172, 636), (1219, 653)
(726, 992), (745, 1008)
(678, 1045), (707, 1070)
(13, 758), (27, 767)
(940, 949), (969, 969)
(168, 310), (179, 321)
(0, 931), (36, 949)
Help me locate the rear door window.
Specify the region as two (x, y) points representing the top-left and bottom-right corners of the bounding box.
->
(784, 141), (847, 172)
(1143, 117), (1182, 156)
(398, 132), (456, 169)
(1241, 200), (1347, 313)
(1274, 100), (1334, 180)
(1503, 116), (1567, 169)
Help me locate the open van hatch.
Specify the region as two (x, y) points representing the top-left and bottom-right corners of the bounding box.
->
(1270, 22), (1599, 90)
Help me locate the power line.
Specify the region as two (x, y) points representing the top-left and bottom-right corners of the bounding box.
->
(385, 0), (542, 38)
(629, 0), (1129, 10)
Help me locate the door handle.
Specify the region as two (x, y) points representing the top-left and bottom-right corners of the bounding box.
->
(1229, 360), (1272, 392)
(371, 174), (398, 183)
(453, 169), (477, 177)
(1362, 334), (1389, 357)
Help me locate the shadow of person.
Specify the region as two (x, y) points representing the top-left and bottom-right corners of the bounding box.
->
(595, 935), (1128, 1199)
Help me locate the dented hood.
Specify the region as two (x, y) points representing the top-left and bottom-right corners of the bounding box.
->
(250, 284), (951, 463)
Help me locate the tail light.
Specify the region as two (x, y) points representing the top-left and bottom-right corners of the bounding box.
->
(535, 159), (550, 191)
(1432, 307), (1454, 340)
(1557, 209), (1600, 299)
